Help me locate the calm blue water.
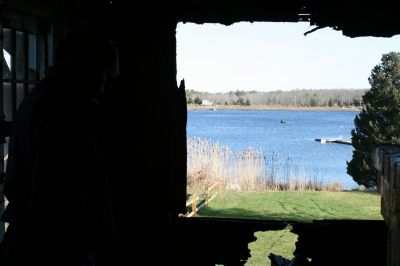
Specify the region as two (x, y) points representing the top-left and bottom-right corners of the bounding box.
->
(187, 110), (360, 189)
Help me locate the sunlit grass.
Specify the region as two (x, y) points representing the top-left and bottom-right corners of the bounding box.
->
(199, 190), (382, 221)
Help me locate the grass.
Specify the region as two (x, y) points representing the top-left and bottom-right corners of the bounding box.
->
(198, 189), (383, 265)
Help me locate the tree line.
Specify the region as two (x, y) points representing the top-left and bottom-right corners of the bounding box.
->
(186, 88), (366, 107)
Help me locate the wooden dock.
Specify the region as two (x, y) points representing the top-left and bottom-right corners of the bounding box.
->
(315, 138), (352, 145)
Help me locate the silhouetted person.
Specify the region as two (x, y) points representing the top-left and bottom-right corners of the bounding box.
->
(0, 29), (119, 266)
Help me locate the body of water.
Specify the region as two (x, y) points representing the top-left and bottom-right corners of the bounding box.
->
(187, 110), (360, 189)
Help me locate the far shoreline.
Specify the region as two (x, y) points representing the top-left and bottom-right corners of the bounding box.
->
(187, 104), (361, 112)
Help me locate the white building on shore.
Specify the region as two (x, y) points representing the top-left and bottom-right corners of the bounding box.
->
(201, 100), (213, 106)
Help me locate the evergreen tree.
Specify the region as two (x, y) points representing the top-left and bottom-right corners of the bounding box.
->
(236, 97), (246, 105)
(347, 52), (400, 188)
(194, 96), (202, 105)
(309, 97), (318, 107)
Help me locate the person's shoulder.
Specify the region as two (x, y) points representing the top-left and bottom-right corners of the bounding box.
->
(16, 70), (59, 113)
(32, 68), (67, 97)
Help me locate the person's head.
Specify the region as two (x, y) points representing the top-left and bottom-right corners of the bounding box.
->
(55, 29), (119, 98)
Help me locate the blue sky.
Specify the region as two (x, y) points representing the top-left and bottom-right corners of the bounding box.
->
(176, 22), (400, 93)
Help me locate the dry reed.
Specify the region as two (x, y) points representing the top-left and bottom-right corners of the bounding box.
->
(187, 137), (343, 192)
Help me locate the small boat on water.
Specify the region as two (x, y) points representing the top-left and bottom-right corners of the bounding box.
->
(280, 120), (286, 123)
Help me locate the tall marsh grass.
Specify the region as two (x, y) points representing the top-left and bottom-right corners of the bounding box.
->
(187, 137), (342, 192)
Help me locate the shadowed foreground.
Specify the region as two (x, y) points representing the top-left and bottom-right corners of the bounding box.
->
(198, 190), (382, 265)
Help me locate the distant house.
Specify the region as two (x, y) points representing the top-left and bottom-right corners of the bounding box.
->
(202, 100), (213, 106)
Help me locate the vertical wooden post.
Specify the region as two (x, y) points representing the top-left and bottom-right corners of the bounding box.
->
(37, 23), (46, 80)
(205, 186), (209, 208)
(192, 196), (197, 217)
(10, 29), (16, 120)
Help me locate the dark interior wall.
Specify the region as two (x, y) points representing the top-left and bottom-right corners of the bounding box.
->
(176, 0), (302, 24)
(3, 0), (62, 20)
(2, 0), (186, 216)
(175, 0), (400, 38)
(86, 4), (187, 262)
(2, 0), (67, 37)
(2, 1), (186, 260)
(307, 0), (400, 37)
(68, 1), (187, 221)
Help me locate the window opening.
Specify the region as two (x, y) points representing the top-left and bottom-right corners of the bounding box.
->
(1, 22), (52, 241)
(176, 22), (397, 221)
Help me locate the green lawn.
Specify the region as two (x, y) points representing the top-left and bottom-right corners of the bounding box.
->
(198, 190), (383, 265)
